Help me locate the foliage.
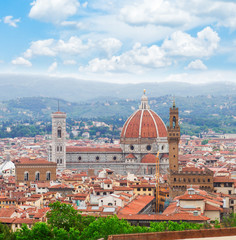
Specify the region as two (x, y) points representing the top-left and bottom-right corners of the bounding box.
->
(222, 213), (236, 228)
(214, 220), (221, 228)
(46, 201), (84, 232)
(0, 223), (14, 240)
(79, 215), (134, 240)
(201, 139), (209, 145)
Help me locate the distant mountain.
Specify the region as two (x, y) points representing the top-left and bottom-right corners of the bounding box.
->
(0, 73), (235, 102)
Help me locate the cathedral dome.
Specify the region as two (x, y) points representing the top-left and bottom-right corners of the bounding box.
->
(120, 91), (167, 140)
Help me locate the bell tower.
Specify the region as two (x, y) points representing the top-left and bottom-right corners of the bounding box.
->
(167, 99), (180, 172)
(51, 110), (66, 169)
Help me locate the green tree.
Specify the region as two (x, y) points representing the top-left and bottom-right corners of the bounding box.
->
(0, 223), (14, 240)
(46, 201), (83, 232)
(79, 216), (133, 240)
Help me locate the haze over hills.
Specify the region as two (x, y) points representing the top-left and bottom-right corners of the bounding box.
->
(0, 74), (235, 102)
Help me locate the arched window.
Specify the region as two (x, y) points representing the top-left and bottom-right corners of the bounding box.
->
(24, 172), (29, 181)
(35, 172), (40, 181)
(60, 146), (62, 151)
(46, 172), (51, 181)
(173, 116), (176, 128)
(60, 159), (62, 164)
(57, 146), (59, 151)
(57, 159), (59, 164)
(57, 128), (62, 138)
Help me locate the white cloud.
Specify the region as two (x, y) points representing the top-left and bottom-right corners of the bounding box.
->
(187, 59), (207, 70)
(11, 57), (32, 67)
(48, 62), (57, 72)
(3, 16), (20, 27)
(23, 36), (123, 59)
(24, 37), (91, 58)
(120, 0), (192, 27)
(63, 60), (76, 65)
(162, 27), (220, 57)
(29, 0), (80, 24)
(79, 42), (170, 73)
(98, 38), (122, 57)
(60, 21), (83, 28)
(24, 39), (56, 58)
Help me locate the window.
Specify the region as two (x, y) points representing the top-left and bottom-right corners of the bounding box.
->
(96, 156), (99, 160)
(208, 179), (210, 182)
(162, 145), (164, 150)
(113, 156), (117, 160)
(57, 146), (59, 152)
(143, 188), (146, 191)
(137, 188), (140, 191)
(198, 179), (200, 183)
(78, 156), (82, 160)
(57, 159), (59, 164)
(130, 145), (134, 150)
(46, 172), (51, 181)
(229, 190), (232, 194)
(148, 188), (151, 191)
(60, 146), (62, 151)
(35, 172), (40, 181)
(193, 178), (195, 182)
(146, 145), (151, 151)
(24, 172), (29, 181)
(57, 128), (62, 138)
(174, 178), (176, 182)
(60, 159), (62, 164)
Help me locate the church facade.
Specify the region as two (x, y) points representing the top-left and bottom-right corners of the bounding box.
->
(50, 91), (170, 175)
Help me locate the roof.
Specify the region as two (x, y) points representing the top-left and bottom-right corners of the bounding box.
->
(118, 195), (154, 215)
(15, 157), (56, 166)
(125, 154), (136, 159)
(205, 203), (223, 212)
(121, 109), (167, 139)
(66, 146), (122, 153)
(141, 154), (156, 163)
(178, 194), (205, 200)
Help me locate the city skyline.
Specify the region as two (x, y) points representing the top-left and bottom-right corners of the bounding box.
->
(1, 0), (236, 83)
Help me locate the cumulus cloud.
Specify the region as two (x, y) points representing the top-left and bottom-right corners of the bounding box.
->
(3, 16), (20, 27)
(162, 27), (220, 57)
(120, 0), (192, 27)
(29, 0), (80, 24)
(187, 59), (207, 70)
(11, 57), (32, 67)
(79, 42), (170, 73)
(24, 36), (122, 59)
(48, 62), (57, 72)
(98, 38), (122, 57)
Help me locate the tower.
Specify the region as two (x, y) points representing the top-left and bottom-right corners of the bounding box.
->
(51, 111), (67, 169)
(167, 99), (180, 172)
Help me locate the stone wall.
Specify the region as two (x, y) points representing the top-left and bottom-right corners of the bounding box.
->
(108, 227), (236, 240)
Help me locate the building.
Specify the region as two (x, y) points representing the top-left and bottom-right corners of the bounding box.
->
(50, 91), (170, 175)
(15, 157), (57, 185)
(50, 111), (66, 169)
(167, 103), (214, 198)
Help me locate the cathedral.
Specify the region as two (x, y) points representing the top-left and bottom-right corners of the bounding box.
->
(49, 91), (170, 175)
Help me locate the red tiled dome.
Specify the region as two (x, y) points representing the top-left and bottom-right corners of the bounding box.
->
(121, 109), (167, 139)
(141, 154), (156, 163)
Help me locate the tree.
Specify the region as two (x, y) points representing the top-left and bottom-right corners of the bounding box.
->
(46, 201), (83, 232)
(79, 216), (134, 240)
(0, 223), (14, 240)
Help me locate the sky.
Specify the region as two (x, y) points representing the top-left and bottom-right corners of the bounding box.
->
(1, 0), (236, 84)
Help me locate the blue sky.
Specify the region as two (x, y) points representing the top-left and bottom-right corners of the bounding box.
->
(1, 0), (236, 83)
